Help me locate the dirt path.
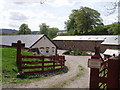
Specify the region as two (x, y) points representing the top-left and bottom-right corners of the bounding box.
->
(3, 50), (90, 88)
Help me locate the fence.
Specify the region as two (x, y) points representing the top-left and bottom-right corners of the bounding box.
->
(12, 40), (66, 75)
(20, 55), (65, 75)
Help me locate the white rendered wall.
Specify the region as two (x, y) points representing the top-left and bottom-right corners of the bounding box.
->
(32, 36), (56, 56)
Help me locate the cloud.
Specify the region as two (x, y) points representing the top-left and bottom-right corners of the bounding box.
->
(0, 0), (5, 12)
(14, 2), (26, 5)
(46, 0), (80, 7)
(0, 0), (119, 31)
(102, 12), (118, 25)
(6, 0), (44, 5)
(46, 0), (117, 8)
(9, 11), (28, 21)
(8, 21), (20, 28)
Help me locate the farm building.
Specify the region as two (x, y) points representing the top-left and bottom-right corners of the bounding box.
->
(102, 36), (120, 58)
(53, 35), (120, 53)
(0, 34), (57, 56)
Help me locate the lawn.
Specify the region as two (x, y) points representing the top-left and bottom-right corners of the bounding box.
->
(1, 48), (66, 84)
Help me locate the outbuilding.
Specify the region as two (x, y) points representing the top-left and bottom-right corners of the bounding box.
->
(53, 35), (120, 53)
(1, 34), (57, 56)
(101, 36), (120, 58)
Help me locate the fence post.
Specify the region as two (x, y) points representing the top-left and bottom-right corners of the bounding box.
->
(63, 56), (65, 67)
(12, 40), (25, 74)
(42, 56), (44, 72)
(52, 56), (55, 70)
(107, 57), (120, 89)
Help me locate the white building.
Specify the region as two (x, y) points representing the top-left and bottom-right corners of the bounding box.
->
(0, 34), (57, 56)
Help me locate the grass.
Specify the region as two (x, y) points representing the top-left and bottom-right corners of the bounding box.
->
(51, 65), (84, 88)
(2, 48), (44, 84)
(1, 48), (67, 84)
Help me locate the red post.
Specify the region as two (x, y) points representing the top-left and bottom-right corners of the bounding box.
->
(52, 56), (55, 70)
(42, 56), (44, 72)
(107, 57), (120, 89)
(89, 47), (103, 89)
(12, 40), (25, 74)
(90, 69), (99, 89)
(17, 41), (22, 73)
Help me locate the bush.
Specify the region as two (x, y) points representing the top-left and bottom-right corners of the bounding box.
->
(63, 50), (70, 55)
(81, 52), (90, 56)
(73, 51), (82, 56)
(63, 50), (91, 56)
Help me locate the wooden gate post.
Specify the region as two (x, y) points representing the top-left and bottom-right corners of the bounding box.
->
(12, 40), (25, 73)
(107, 57), (120, 89)
(89, 47), (103, 89)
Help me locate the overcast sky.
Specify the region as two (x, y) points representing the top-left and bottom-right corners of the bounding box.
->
(0, 0), (119, 31)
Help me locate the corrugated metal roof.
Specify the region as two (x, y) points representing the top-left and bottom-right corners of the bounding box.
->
(0, 35), (44, 48)
(101, 36), (120, 45)
(53, 35), (119, 41)
(103, 49), (120, 56)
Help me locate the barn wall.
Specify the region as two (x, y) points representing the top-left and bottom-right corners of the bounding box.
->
(53, 40), (119, 53)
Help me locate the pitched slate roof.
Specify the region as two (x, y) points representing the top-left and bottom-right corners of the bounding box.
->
(103, 49), (120, 56)
(0, 35), (44, 48)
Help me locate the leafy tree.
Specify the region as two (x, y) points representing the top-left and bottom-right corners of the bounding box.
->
(88, 26), (109, 35)
(38, 23), (49, 35)
(48, 27), (59, 38)
(65, 7), (103, 35)
(58, 33), (70, 36)
(18, 24), (31, 34)
(108, 23), (120, 35)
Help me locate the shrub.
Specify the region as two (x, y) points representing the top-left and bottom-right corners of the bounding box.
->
(73, 51), (82, 56)
(63, 50), (70, 55)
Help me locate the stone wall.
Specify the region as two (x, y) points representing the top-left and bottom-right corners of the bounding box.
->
(53, 40), (119, 53)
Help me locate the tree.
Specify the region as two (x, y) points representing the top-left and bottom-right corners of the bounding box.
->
(38, 23), (49, 35)
(40, 0), (46, 4)
(18, 24), (31, 34)
(108, 23), (120, 35)
(88, 26), (109, 35)
(48, 27), (59, 38)
(65, 7), (103, 35)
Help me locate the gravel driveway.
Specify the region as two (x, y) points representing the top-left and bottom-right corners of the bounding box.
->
(3, 50), (90, 88)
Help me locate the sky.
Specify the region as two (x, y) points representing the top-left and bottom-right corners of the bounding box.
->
(0, 0), (119, 31)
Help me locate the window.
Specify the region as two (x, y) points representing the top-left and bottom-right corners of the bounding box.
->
(46, 47), (49, 53)
(52, 47), (55, 53)
(40, 47), (44, 53)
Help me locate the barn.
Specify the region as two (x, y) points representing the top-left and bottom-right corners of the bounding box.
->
(0, 34), (57, 56)
(102, 36), (120, 58)
(53, 35), (120, 53)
